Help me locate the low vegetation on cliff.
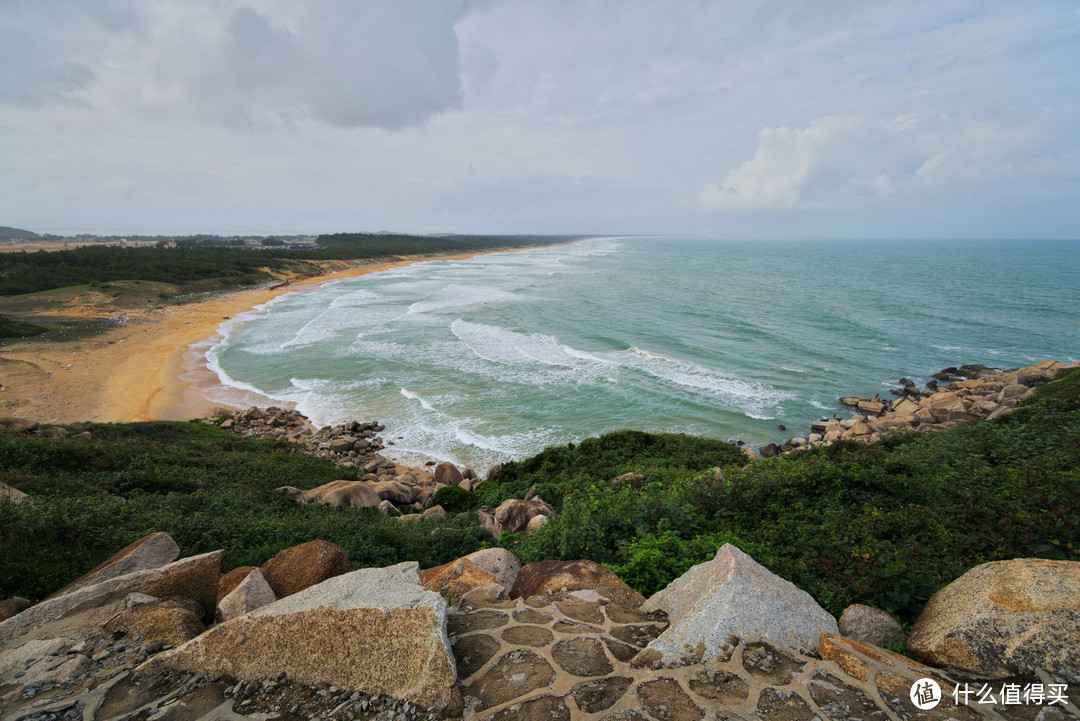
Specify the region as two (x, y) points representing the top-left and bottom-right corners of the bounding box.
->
(1, 368), (1077, 626)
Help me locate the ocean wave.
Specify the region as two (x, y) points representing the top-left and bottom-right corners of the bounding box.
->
(407, 286), (517, 315)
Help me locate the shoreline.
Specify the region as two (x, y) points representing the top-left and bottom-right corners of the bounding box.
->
(0, 241), (583, 425)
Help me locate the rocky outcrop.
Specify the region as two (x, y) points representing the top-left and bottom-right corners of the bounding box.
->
(45, 531), (181, 599)
(217, 568), (276, 621)
(0, 596), (31, 622)
(510, 560), (645, 606)
(300, 479), (381, 508)
(422, 559), (503, 600)
(839, 603), (906, 649)
(640, 544), (838, 664)
(435, 461), (464, 486)
(908, 557), (1080, 679)
(259, 539), (349, 599)
(493, 497), (552, 534)
(773, 360), (1078, 455)
(462, 548), (521, 594)
(0, 550), (221, 642)
(145, 562), (458, 709)
(214, 407), (387, 467)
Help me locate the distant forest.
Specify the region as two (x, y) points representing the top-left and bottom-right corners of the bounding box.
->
(0, 234), (578, 296)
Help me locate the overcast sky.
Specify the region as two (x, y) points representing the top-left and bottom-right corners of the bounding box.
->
(2, 1), (1078, 238)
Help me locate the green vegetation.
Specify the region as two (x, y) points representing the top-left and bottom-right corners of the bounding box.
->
(0, 234), (577, 295)
(1, 369), (1076, 626)
(0, 314), (47, 339)
(0, 226), (39, 240)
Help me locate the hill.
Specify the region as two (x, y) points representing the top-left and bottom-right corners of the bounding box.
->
(0, 226), (39, 240)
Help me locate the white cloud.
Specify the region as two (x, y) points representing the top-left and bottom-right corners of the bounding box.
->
(697, 114), (1057, 214)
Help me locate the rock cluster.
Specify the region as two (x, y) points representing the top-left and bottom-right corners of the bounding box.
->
(762, 359), (1077, 457)
(214, 406), (388, 467)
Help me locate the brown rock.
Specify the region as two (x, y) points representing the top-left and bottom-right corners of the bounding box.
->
(301, 480), (381, 509)
(464, 649), (555, 710)
(857, 400), (886, 414)
(217, 565), (258, 605)
(551, 637), (614, 676)
(908, 557), (1080, 678)
(421, 559), (502, 600)
(839, 603), (906, 649)
(0, 596), (31, 622)
(462, 548), (521, 593)
(525, 514), (548, 534)
(492, 695), (570, 721)
(146, 562), (457, 709)
(260, 539), (349, 599)
(0, 480), (28, 504)
(368, 480), (413, 504)
(610, 472), (646, 489)
(0, 417), (38, 433)
(510, 560), (644, 606)
(435, 461), (464, 486)
(105, 598), (206, 646)
(477, 509), (502, 540)
(494, 497), (552, 534)
(458, 583), (508, 607)
(637, 677), (704, 721)
(46, 531), (181, 600)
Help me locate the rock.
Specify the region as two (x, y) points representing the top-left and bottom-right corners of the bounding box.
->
(0, 551), (221, 642)
(422, 504), (447, 520)
(0, 480), (28, 504)
(839, 397), (861, 408)
(328, 437), (354, 453)
(434, 461), (464, 487)
(494, 498), (553, 534)
(525, 514), (548, 534)
(378, 499), (400, 516)
(758, 442), (779, 458)
(272, 485), (304, 499)
(217, 565), (258, 604)
(421, 559), (502, 600)
(511, 560), (644, 606)
(368, 480), (413, 504)
(217, 568), (276, 621)
(641, 544), (837, 664)
(458, 583), (509, 606)
(908, 557), (1080, 678)
(0, 596), (31, 622)
(838, 604), (906, 649)
(46, 531), (181, 600)
(260, 540), (349, 600)
(461, 549), (521, 594)
(301, 480), (381, 509)
(610, 472), (646, 489)
(105, 598), (207, 646)
(477, 509), (502, 540)
(145, 562), (457, 709)
(0, 417), (38, 433)
(857, 400), (885, 414)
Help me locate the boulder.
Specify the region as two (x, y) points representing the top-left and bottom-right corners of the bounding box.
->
(461, 548), (521, 593)
(434, 461), (464, 487)
(260, 540), (349, 600)
(368, 480), (413, 504)
(908, 558), (1080, 678)
(525, 514), (548, 534)
(856, 400), (885, 414)
(145, 562), (457, 709)
(0, 551), (221, 642)
(302, 479), (381, 509)
(46, 531), (180, 600)
(758, 442), (779, 458)
(105, 598), (207, 646)
(477, 509), (501, 540)
(423, 504), (447, 520)
(511, 560), (644, 607)
(493, 498), (552, 534)
(421, 559), (502, 600)
(0, 480), (28, 504)
(0, 417), (38, 433)
(610, 472), (646, 489)
(379, 499), (400, 516)
(640, 544), (837, 664)
(272, 485), (304, 499)
(217, 565), (258, 605)
(838, 604), (906, 649)
(217, 568), (276, 621)
(458, 583), (508, 606)
(0, 596), (31, 622)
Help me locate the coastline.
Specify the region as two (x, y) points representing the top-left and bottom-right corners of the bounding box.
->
(0, 242), (582, 425)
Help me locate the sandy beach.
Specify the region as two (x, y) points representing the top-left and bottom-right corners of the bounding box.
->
(0, 245), (564, 425)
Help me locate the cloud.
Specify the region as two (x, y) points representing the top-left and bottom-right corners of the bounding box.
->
(0, 1), (467, 129)
(697, 113), (1058, 213)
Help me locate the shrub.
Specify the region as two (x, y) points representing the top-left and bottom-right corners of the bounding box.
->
(433, 485), (474, 513)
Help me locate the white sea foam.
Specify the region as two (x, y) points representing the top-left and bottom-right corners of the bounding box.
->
(400, 387), (435, 411)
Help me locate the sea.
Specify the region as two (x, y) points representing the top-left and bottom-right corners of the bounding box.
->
(204, 237), (1080, 471)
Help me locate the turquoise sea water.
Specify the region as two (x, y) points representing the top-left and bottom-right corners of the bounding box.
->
(206, 237), (1080, 470)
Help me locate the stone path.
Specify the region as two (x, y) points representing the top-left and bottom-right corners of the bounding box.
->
(449, 592), (1078, 721)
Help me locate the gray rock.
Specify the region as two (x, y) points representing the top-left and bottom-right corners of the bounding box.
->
(909, 558), (1080, 679)
(45, 531), (180, 599)
(301, 480), (381, 509)
(434, 461), (464, 487)
(641, 544), (837, 664)
(218, 568), (277, 621)
(0, 480), (28, 504)
(144, 562), (457, 709)
(461, 548), (521, 594)
(838, 604), (906, 649)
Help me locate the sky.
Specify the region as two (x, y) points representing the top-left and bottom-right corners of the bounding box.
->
(1, 1), (1078, 238)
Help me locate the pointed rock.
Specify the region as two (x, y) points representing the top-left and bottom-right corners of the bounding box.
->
(260, 540), (349, 599)
(641, 544), (837, 663)
(45, 531), (180, 600)
(218, 568), (276, 621)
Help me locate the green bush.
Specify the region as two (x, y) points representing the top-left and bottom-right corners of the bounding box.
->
(433, 485), (474, 513)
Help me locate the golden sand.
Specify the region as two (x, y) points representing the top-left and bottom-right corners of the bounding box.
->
(0, 246), (563, 424)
